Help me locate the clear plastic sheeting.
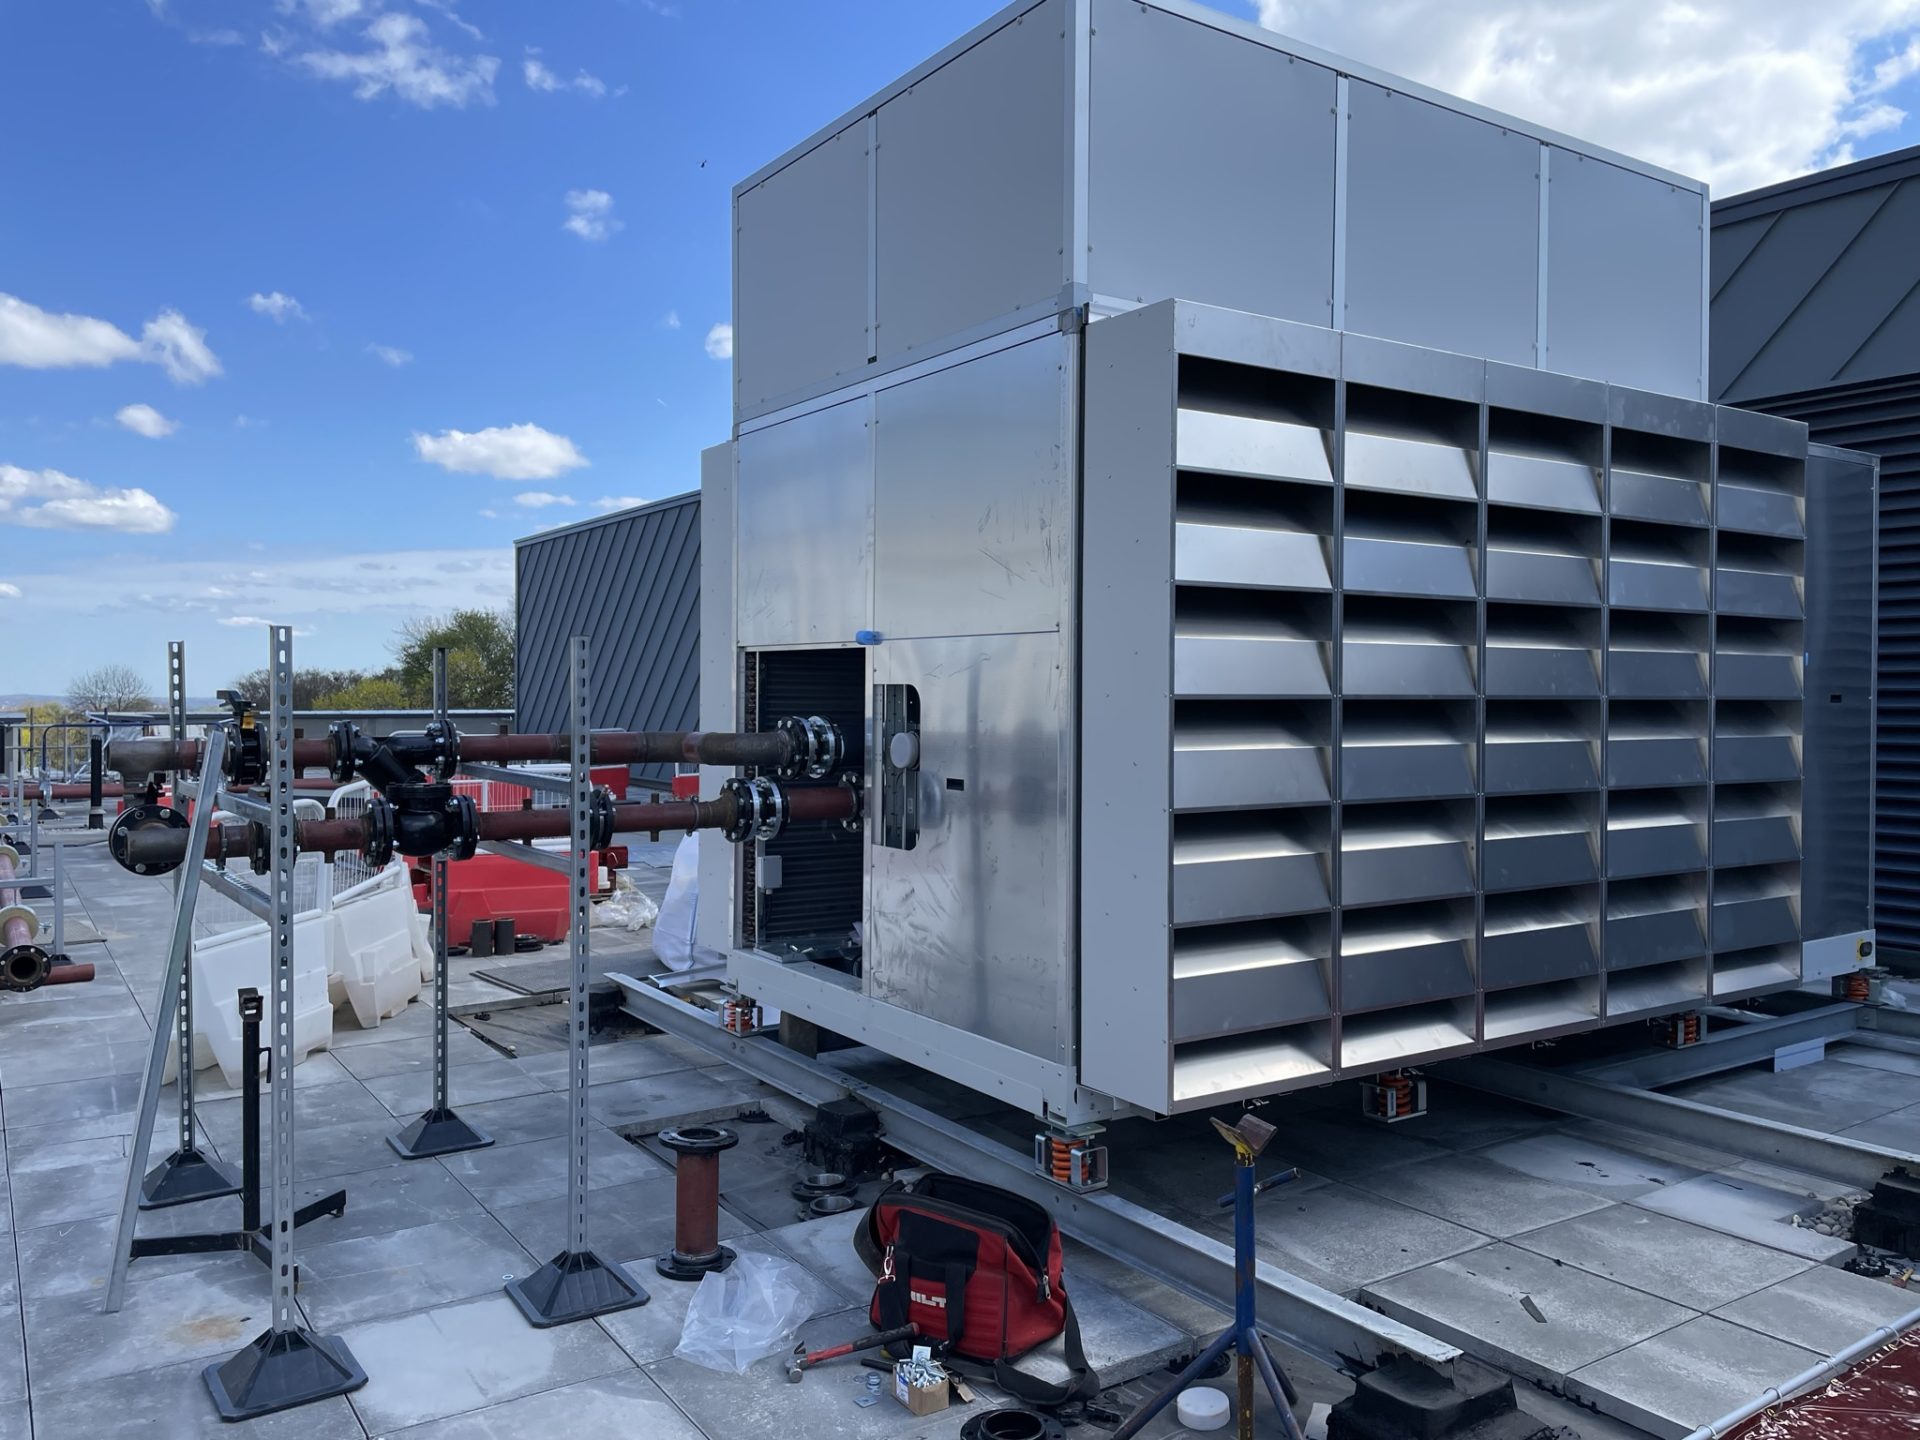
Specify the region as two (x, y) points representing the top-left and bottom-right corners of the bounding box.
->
(593, 871), (659, 933)
(673, 1250), (817, 1374)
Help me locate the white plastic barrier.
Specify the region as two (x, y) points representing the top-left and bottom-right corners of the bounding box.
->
(182, 910), (335, 1087)
(328, 861), (424, 1028)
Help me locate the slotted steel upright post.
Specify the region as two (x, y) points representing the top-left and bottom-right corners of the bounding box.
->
(204, 625), (366, 1420)
(391, 647), (491, 1159)
(140, 639), (241, 1209)
(506, 635), (649, 1327)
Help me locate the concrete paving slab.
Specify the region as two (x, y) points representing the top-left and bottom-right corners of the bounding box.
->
(1631, 1170), (1853, 1264)
(1672, 1057), (1920, 1131)
(231, 1113), (418, 1183)
(329, 1000), (439, 1050)
(490, 1172), (753, 1265)
(1012, 1271), (1190, 1389)
(193, 1075), (392, 1150)
(588, 1065), (777, 1132)
(1064, 1239), (1229, 1342)
(186, 1047), (359, 1099)
(298, 1214), (537, 1329)
(361, 1059), (547, 1118)
(285, 1159), (493, 1245)
(437, 1088), (572, 1147)
(0, 1402), (25, 1440)
(1512, 1205), (1811, 1307)
(1397, 1085), (1560, 1151)
(376, 1366), (704, 1440)
(15, 1212), (268, 1302)
(25, 1352), (364, 1440)
(595, 1234), (847, 1366)
(339, 1291), (633, 1434)
(1475, 1131), (1706, 1200)
(1362, 1243), (1694, 1388)
(513, 1031), (714, 1087)
(1712, 1263), (1920, 1355)
(1568, 1315), (1819, 1438)
(761, 1208), (874, 1306)
(1829, 1042), (1920, 1079)
(22, 1254), (279, 1387)
(644, 1306), (978, 1440)
(1257, 1113), (1455, 1181)
(1838, 1102), (1920, 1154)
(335, 1027), (498, 1078)
(0, 1035), (150, 1086)
(0, 1308), (22, 1404)
(436, 1125), (668, 1209)
(1349, 1152), (1610, 1237)
(7, 1132), (136, 1225)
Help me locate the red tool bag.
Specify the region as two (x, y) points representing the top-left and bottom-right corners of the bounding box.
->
(854, 1172), (1095, 1404)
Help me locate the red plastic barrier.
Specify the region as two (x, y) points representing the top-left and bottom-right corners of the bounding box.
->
(413, 847), (619, 945)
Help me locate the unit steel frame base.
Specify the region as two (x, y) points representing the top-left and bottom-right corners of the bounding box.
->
(506, 1250), (648, 1328)
(138, 1147), (240, 1210)
(204, 1327), (366, 1421)
(389, 1107), (492, 1159)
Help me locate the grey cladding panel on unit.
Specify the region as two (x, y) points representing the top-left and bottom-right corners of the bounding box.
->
(735, 125), (872, 412)
(1547, 150), (1705, 398)
(874, 0), (1069, 361)
(1086, 0), (1335, 324)
(867, 632), (1073, 1064)
(873, 334), (1072, 639)
(1344, 80), (1540, 366)
(735, 397), (871, 646)
(1802, 446), (1876, 940)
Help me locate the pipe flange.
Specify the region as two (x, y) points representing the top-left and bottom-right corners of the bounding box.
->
(659, 1125), (740, 1157)
(107, 802), (189, 877)
(772, 714), (844, 781)
(327, 720), (359, 784)
(837, 772), (864, 833)
(362, 796), (395, 868)
(791, 1170), (854, 1201)
(0, 905), (38, 943)
(0, 943), (51, 994)
(718, 775), (786, 844)
(589, 786), (616, 850)
(960, 1411), (1066, 1440)
(246, 820), (272, 874)
(423, 719), (461, 782)
(446, 791), (478, 861)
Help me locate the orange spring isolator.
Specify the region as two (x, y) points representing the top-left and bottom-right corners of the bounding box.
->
(1047, 1136), (1085, 1183)
(1678, 1013), (1702, 1045)
(1841, 972), (1872, 1003)
(1380, 1071), (1414, 1118)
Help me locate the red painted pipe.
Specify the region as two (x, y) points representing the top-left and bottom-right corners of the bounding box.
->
(43, 962), (93, 986)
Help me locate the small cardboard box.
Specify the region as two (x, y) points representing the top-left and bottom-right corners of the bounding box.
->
(894, 1368), (950, 1417)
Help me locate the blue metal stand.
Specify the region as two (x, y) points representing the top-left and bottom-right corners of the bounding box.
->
(1112, 1116), (1306, 1440)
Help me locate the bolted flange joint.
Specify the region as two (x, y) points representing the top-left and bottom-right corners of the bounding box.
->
(107, 801), (190, 877)
(720, 776), (787, 844)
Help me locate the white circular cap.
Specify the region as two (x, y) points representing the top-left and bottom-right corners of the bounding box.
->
(887, 731), (920, 770)
(1177, 1386), (1231, 1431)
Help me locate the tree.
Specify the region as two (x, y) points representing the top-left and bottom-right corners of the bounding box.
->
(226, 667), (371, 710)
(392, 608), (514, 709)
(67, 663), (155, 714)
(313, 676), (412, 711)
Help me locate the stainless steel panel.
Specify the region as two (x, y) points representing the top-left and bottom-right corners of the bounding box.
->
(1804, 932), (1871, 983)
(1173, 811), (1332, 923)
(873, 335), (1071, 639)
(874, 0), (1068, 361)
(1717, 487), (1805, 539)
(1343, 538), (1474, 597)
(1607, 822), (1708, 879)
(735, 125), (872, 412)
(1175, 745), (1329, 810)
(1610, 470), (1708, 527)
(1606, 908), (1707, 969)
(1716, 569), (1804, 619)
(1176, 637), (1331, 698)
(735, 397), (871, 647)
(1545, 149), (1706, 399)
(1343, 432), (1479, 501)
(1339, 941), (1474, 1013)
(1178, 525), (1331, 591)
(1484, 739), (1601, 794)
(1484, 832), (1597, 892)
(1484, 647), (1600, 698)
(868, 632), (1072, 1063)
(1344, 81), (1538, 366)
(1172, 940), (1330, 1044)
(1713, 893), (1801, 952)
(1716, 735), (1801, 784)
(1484, 979), (1600, 1038)
(1608, 651), (1707, 699)
(1341, 744), (1475, 802)
(1177, 411), (1334, 485)
(1486, 550), (1602, 606)
(1608, 738), (1708, 788)
(1343, 641), (1475, 696)
(1485, 452), (1600, 513)
(1482, 923), (1599, 990)
(1087, 0), (1336, 325)
(1341, 840), (1474, 907)
(1713, 816), (1801, 867)
(1715, 653), (1803, 700)
(1609, 559), (1709, 612)
(1802, 445), (1876, 942)
(1713, 947), (1802, 999)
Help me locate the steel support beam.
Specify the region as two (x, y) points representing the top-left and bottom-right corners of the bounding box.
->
(1862, 1005), (1920, 1041)
(1446, 1057), (1915, 1190)
(1578, 1004), (1866, 1089)
(614, 977), (1460, 1377)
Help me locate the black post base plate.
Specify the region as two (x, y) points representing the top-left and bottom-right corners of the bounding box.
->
(389, 1107), (493, 1160)
(203, 1326), (366, 1421)
(656, 1243), (737, 1281)
(139, 1146), (241, 1210)
(507, 1249), (649, 1328)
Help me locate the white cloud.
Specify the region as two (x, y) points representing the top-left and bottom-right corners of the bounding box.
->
(141, 310), (222, 385)
(412, 422), (588, 481)
(293, 12), (499, 109)
(0, 582), (20, 600)
(116, 403), (179, 439)
(415, 0), (484, 42)
(477, 507), (499, 519)
(594, 495), (650, 512)
(247, 290), (308, 323)
(233, 414), (267, 429)
(1250, 1), (1920, 193)
(524, 50), (606, 96)
(562, 188), (622, 241)
(704, 322), (733, 360)
(0, 464), (177, 534)
(513, 491), (576, 508)
(660, 309), (681, 330)
(277, 0), (367, 27)
(365, 342), (413, 367)
(218, 613), (274, 627)
(0, 294), (220, 385)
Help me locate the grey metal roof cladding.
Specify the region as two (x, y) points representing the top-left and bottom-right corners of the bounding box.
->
(514, 492), (700, 783)
(1712, 150), (1917, 955)
(1712, 142), (1920, 403)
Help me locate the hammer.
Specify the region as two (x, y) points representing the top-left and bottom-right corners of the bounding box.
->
(786, 1323), (920, 1382)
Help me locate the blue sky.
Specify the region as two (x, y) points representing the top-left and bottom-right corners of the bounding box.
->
(3, 0), (1918, 696)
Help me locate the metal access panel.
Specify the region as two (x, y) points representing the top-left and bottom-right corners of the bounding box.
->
(731, 0), (1710, 422)
(1081, 301), (1826, 1115)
